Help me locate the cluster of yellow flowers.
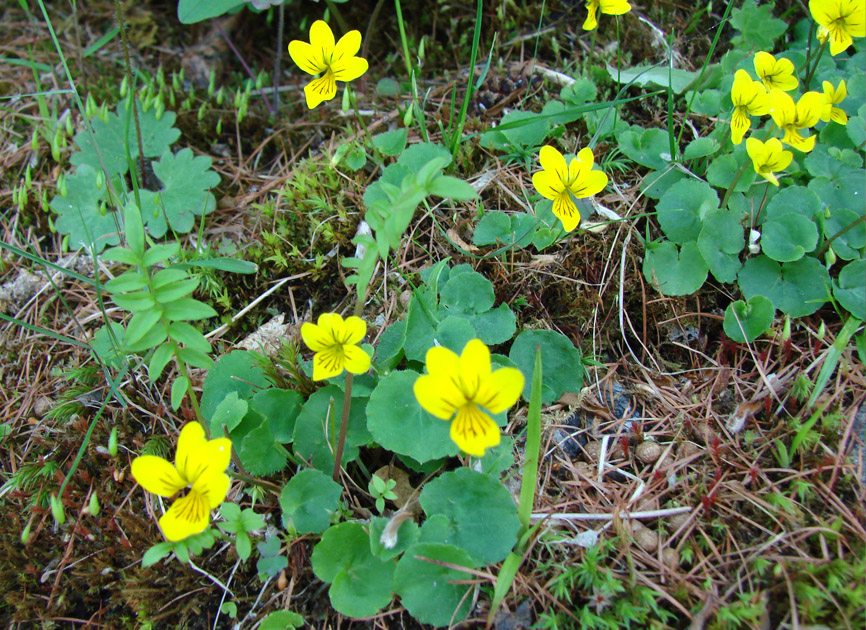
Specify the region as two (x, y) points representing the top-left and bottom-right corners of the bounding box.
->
(809, 0), (865, 56)
(729, 49), (848, 186)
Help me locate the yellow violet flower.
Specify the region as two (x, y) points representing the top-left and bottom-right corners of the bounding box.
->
(809, 0), (865, 55)
(531, 145), (608, 232)
(288, 20), (369, 109)
(414, 339), (524, 457)
(820, 79), (848, 124)
(746, 138), (793, 186)
(753, 51), (799, 92)
(730, 69), (770, 145)
(131, 423), (231, 542)
(301, 312), (371, 381)
(582, 0), (632, 30)
(768, 89), (823, 153)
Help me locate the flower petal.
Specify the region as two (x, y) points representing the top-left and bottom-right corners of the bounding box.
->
(582, 0), (599, 30)
(553, 192), (581, 232)
(301, 321), (331, 352)
(342, 344), (371, 374)
(178, 426), (231, 485)
(191, 470), (231, 510)
(131, 455), (186, 497)
(450, 404), (500, 456)
(303, 72), (338, 109)
(475, 367), (525, 414)
(340, 316), (366, 345)
(458, 339), (492, 399)
(532, 170), (565, 199)
(572, 169), (608, 198)
(159, 491), (210, 541)
(313, 345), (345, 380)
(414, 376), (466, 420)
(175, 422), (207, 482)
(288, 40), (327, 76)
(600, 0), (631, 15)
(425, 345), (461, 377)
(331, 56), (369, 83)
(539, 145), (569, 182)
(308, 20), (335, 55)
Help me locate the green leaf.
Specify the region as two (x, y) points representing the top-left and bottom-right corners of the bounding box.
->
(434, 317), (476, 354)
(823, 208), (866, 260)
(112, 290), (157, 312)
(140, 148), (219, 238)
(834, 260), (866, 320)
(141, 243), (181, 267)
(125, 322), (168, 352)
(239, 421), (286, 476)
(508, 330), (583, 404)
(366, 371), (458, 463)
(123, 202), (146, 256)
(250, 388), (303, 443)
(723, 296), (775, 343)
(607, 64), (698, 95)
(738, 255), (830, 317)
(101, 246), (140, 266)
(209, 392), (248, 436)
(440, 267), (495, 313)
(151, 268), (190, 289)
(656, 179), (719, 244)
(201, 351), (269, 420)
(344, 146), (367, 171)
(761, 214), (819, 262)
(260, 611), (305, 630)
(176, 347), (214, 370)
(162, 298), (217, 321)
(641, 168), (690, 201)
(643, 240), (708, 296)
(397, 142), (452, 171)
(697, 208), (744, 283)
(419, 468), (520, 564)
(808, 172), (865, 220)
(167, 321), (212, 353)
(280, 469), (341, 535)
(763, 186), (821, 224)
(153, 277), (200, 303)
(177, 0), (246, 23)
(141, 541), (174, 567)
(427, 175), (477, 200)
(104, 270), (147, 293)
(148, 342), (174, 381)
(729, 0), (787, 50)
(480, 109), (549, 151)
(256, 534), (287, 578)
(175, 257), (257, 274)
(394, 543), (475, 627)
(292, 386), (370, 471)
(473, 211), (537, 248)
(125, 307), (164, 347)
(235, 532), (251, 562)
(311, 522), (395, 619)
(707, 152), (755, 192)
(50, 164), (120, 253)
(683, 137), (720, 160)
(368, 516), (419, 562)
(372, 128), (408, 156)
(616, 127), (671, 170)
(474, 435), (515, 476)
(171, 375), (188, 410)
(90, 322), (126, 369)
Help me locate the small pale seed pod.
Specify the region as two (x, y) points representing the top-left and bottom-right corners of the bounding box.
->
(662, 547), (680, 570)
(582, 440), (602, 462)
(635, 440), (662, 464)
(629, 520), (659, 552)
(667, 511), (690, 534)
(277, 569), (288, 591)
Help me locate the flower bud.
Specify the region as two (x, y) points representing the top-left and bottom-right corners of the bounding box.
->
(817, 321), (825, 340)
(120, 75), (128, 98)
(824, 246), (836, 267)
(21, 520), (32, 544)
(207, 68), (216, 97)
(50, 494), (66, 525)
(108, 426), (118, 457)
(88, 492), (100, 516)
(782, 316), (791, 342)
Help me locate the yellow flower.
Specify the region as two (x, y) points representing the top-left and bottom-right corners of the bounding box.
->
(730, 69), (770, 145)
(288, 20), (369, 109)
(768, 89), (823, 153)
(753, 51), (799, 92)
(413, 339), (524, 457)
(746, 138), (793, 186)
(809, 0), (865, 55)
(301, 312), (371, 381)
(131, 423), (231, 542)
(531, 145), (608, 232)
(582, 0), (632, 30)
(820, 79), (848, 124)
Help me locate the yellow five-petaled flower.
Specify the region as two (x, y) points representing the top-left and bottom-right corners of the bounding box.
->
(768, 89), (824, 153)
(301, 312), (371, 381)
(414, 339), (524, 457)
(582, 0), (632, 31)
(532, 145), (608, 232)
(288, 20), (369, 109)
(730, 69), (770, 145)
(753, 51), (799, 92)
(131, 423), (231, 542)
(746, 138), (794, 187)
(820, 79), (848, 124)
(809, 0), (865, 55)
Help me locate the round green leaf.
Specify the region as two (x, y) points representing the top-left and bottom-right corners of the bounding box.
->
(260, 610), (304, 630)
(311, 522), (395, 619)
(683, 137), (720, 160)
(440, 269), (495, 314)
(419, 468), (520, 564)
(201, 351), (269, 420)
(368, 516), (419, 561)
(280, 469), (341, 535)
(656, 179), (719, 243)
(763, 186), (820, 223)
(761, 214), (819, 262)
(616, 127), (671, 170)
(435, 317), (476, 354)
(394, 543), (475, 627)
(292, 386), (370, 472)
(508, 329), (582, 403)
(823, 207), (866, 260)
(697, 208), (745, 283)
(723, 296), (775, 343)
(834, 260), (866, 320)
(642, 240), (709, 297)
(250, 388), (303, 443)
(372, 128), (408, 156)
(239, 421), (286, 476)
(809, 172), (866, 221)
(366, 371), (458, 463)
(738, 255), (830, 317)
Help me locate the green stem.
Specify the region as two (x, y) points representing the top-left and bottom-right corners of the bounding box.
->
(613, 16), (622, 134)
(803, 39), (827, 92)
(394, 0), (412, 78)
(517, 345), (543, 531)
(720, 159), (750, 210)
(816, 214), (866, 259)
(114, 0), (147, 188)
(449, 0), (483, 155)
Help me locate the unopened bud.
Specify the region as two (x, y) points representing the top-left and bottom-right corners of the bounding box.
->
(824, 246), (836, 267)
(108, 426), (118, 457)
(88, 493), (100, 516)
(817, 321), (825, 340)
(50, 494), (66, 525)
(782, 316), (791, 341)
(120, 75), (128, 98)
(402, 106), (413, 127)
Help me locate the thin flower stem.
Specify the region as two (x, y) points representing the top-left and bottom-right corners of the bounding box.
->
(114, 0), (147, 189)
(803, 39), (827, 92)
(517, 346), (543, 531)
(393, 0), (413, 79)
(214, 21), (275, 116)
(816, 214), (866, 259)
